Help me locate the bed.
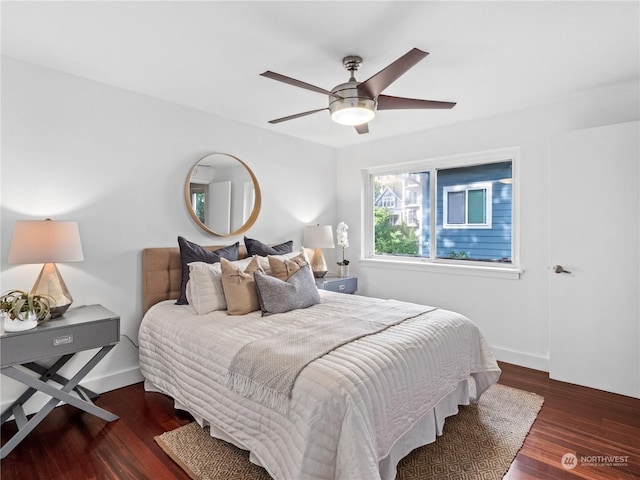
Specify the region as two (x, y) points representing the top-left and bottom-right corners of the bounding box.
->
(138, 243), (501, 480)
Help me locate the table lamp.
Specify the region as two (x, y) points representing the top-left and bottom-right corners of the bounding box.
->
(8, 219), (84, 318)
(303, 225), (334, 278)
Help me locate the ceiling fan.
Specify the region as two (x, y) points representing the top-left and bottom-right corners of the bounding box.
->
(261, 48), (456, 134)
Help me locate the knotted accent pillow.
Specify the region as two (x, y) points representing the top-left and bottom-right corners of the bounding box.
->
(267, 251), (310, 281)
(187, 257), (254, 314)
(220, 256), (264, 315)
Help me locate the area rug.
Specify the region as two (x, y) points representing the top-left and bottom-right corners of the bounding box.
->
(155, 383), (543, 480)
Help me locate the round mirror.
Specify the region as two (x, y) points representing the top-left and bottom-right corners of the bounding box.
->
(185, 153), (261, 236)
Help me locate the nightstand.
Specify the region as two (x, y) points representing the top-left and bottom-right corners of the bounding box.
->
(1, 304), (120, 459)
(315, 274), (358, 294)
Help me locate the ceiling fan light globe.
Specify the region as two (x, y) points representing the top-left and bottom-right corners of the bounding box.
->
(330, 98), (376, 126)
(331, 107), (375, 126)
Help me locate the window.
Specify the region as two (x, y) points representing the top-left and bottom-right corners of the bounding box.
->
(381, 194), (396, 208)
(443, 183), (492, 228)
(366, 148), (518, 270)
(373, 172), (428, 257)
(189, 184), (207, 223)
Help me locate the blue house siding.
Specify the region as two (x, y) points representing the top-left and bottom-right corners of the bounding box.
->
(434, 161), (512, 261)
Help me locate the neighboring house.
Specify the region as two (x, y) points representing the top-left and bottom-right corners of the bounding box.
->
(436, 161), (512, 262)
(374, 184), (403, 225)
(373, 161), (513, 261)
(374, 173), (428, 255)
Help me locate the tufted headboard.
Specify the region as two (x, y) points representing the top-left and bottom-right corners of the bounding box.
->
(141, 245), (248, 314)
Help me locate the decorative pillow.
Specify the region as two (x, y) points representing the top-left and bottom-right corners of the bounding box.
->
(177, 236), (239, 305)
(187, 257), (253, 314)
(268, 251), (310, 281)
(220, 256), (264, 315)
(257, 248), (306, 275)
(244, 236), (293, 256)
(254, 264), (321, 316)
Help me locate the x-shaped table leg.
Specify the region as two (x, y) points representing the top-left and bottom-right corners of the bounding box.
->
(0, 345), (119, 459)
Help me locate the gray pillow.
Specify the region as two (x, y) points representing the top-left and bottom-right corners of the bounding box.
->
(245, 236), (293, 256)
(254, 264), (320, 316)
(176, 236), (239, 305)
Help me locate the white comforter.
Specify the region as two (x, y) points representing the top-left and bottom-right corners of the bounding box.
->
(138, 291), (500, 480)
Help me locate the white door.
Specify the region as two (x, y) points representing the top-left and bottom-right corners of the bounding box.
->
(208, 181), (231, 235)
(549, 121), (639, 398)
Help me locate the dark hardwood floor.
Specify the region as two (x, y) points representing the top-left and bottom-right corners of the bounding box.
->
(1, 362), (639, 479)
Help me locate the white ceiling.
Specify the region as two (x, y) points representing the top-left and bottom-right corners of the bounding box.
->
(2, 1), (638, 148)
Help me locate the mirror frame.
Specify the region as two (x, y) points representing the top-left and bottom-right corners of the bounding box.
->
(184, 153), (262, 237)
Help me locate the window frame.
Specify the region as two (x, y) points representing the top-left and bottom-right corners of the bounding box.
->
(442, 182), (493, 229)
(362, 147), (521, 279)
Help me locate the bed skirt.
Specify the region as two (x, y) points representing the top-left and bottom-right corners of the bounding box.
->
(145, 373), (490, 480)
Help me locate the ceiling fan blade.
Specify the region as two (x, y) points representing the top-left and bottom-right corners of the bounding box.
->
(261, 71), (343, 99)
(268, 108), (328, 124)
(377, 94), (456, 110)
(358, 48), (429, 98)
(354, 123), (369, 134)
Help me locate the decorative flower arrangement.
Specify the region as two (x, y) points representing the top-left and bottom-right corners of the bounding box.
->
(336, 222), (349, 266)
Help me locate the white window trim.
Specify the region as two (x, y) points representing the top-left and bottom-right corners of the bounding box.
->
(362, 147), (521, 279)
(359, 257), (522, 280)
(443, 182), (493, 229)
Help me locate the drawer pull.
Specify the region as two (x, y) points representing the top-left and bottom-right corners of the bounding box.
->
(53, 334), (73, 346)
(339, 285), (345, 291)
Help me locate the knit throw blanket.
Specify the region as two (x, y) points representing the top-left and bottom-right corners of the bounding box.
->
(226, 300), (436, 414)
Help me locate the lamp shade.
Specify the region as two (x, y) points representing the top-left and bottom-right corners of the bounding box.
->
(303, 225), (335, 249)
(8, 220), (84, 264)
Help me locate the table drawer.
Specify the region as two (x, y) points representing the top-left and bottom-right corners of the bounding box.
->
(1, 317), (119, 367)
(319, 277), (358, 294)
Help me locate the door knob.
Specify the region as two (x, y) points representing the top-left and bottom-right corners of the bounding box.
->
(553, 265), (571, 274)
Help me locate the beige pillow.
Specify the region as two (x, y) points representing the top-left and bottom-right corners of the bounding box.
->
(220, 256), (264, 315)
(268, 251), (309, 281)
(187, 257), (253, 314)
(257, 248), (306, 275)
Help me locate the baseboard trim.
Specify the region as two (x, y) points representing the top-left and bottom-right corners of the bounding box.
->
(491, 346), (549, 372)
(83, 366), (144, 394)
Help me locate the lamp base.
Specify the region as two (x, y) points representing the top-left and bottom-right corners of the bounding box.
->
(49, 303), (72, 319)
(310, 248), (329, 279)
(31, 263), (74, 318)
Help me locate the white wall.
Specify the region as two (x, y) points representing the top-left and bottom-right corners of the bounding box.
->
(2, 56), (638, 413)
(0, 58), (336, 412)
(336, 79), (639, 371)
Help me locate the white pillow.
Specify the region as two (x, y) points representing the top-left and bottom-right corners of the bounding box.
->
(187, 257), (253, 314)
